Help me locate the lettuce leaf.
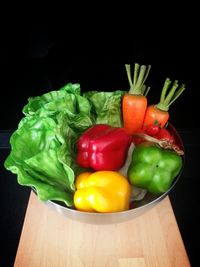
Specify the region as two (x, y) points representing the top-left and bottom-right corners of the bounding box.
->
(84, 90), (124, 127)
(4, 83), (124, 207)
(23, 83), (80, 117)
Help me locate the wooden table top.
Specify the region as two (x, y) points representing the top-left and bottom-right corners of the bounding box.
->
(14, 192), (190, 267)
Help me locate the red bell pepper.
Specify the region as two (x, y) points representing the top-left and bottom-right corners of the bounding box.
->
(76, 124), (132, 171)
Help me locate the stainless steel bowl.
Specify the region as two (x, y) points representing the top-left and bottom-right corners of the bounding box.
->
(38, 123), (185, 224)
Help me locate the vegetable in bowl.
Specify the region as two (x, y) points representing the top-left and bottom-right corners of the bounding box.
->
(4, 62), (186, 219)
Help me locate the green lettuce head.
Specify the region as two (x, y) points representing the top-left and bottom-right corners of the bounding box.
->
(4, 83), (124, 207)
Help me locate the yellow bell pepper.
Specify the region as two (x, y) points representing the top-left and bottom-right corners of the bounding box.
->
(74, 171), (132, 213)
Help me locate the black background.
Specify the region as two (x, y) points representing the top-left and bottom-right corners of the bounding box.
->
(1, 24), (199, 266)
(1, 24), (198, 130)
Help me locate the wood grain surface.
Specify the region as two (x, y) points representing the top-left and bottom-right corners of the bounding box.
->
(14, 192), (190, 267)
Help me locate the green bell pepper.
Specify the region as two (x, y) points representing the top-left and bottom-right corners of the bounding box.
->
(128, 142), (183, 194)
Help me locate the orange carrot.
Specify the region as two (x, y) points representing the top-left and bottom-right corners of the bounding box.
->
(122, 63), (151, 134)
(143, 78), (186, 129)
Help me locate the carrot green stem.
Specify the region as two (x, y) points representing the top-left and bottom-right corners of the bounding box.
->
(133, 63), (139, 87)
(125, 63), (151, 95)
(144, 86), (151, 96)
(142, 65), (151, 86)
(141, 85), (151, 96)
(134, 65), (146, 93)
(164, 80), (179, 105)
(160, 78), (171, 103)
(156, 78), (186, 112)
(168, 84), (185, 107)
(125, 65), (132, 88)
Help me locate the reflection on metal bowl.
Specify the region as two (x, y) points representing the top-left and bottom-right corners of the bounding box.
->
(35, 123), (185, 224)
